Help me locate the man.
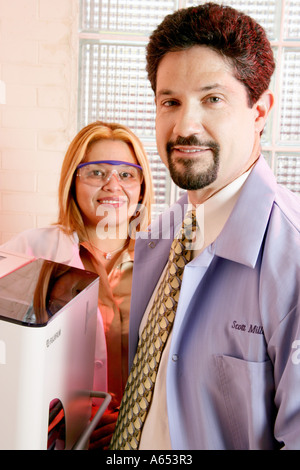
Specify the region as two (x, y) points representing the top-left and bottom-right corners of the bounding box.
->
(110, 3), (300, 450)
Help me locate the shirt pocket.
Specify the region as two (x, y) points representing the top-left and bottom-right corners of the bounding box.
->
(214, 354), (277, 449)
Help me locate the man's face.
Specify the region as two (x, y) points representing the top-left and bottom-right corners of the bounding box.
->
(155, 46), (271, 203)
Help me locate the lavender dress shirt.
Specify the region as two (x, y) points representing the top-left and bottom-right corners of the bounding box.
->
(129, 156), (300, 450)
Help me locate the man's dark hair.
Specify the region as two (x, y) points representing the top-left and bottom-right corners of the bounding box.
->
(146, 2), (275, 105)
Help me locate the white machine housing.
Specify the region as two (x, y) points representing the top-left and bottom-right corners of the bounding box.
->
(0, 252), (99, 450)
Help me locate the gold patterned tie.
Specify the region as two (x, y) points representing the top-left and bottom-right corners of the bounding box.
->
(109, 211), (197, 450)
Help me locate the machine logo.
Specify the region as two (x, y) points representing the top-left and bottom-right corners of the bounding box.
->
(0, 340), (6, 364)
(46, 329), (61, 348)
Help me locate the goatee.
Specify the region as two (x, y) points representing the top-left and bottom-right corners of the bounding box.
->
(166, 136), (220, 190)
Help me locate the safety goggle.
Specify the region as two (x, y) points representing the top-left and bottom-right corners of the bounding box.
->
(76, 160), (143, 188)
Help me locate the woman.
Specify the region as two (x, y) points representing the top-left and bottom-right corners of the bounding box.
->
(0, 121), (153, 448)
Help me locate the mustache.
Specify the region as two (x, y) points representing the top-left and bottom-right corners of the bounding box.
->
(166, 136), (220, 153)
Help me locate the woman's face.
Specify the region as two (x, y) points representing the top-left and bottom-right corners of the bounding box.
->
(75, 139), (142, 238)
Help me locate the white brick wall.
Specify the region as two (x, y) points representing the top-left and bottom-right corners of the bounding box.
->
(0, 0), (79, 243)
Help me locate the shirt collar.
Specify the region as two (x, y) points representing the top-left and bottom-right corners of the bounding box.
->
(212, 156), (277, 268)
(143, 156), (276, 269)
(187, 166), (252, 256)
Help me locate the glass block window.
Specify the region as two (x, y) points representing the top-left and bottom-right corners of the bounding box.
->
(78, 41), (156, 137)
(279, 49), (300, 144)
(80, 0), (176, 33)
(79, 0), (300, 209)
(284, 0), (300, 40)
(276, 154), (300, 195)
(145, 147), (173, 219)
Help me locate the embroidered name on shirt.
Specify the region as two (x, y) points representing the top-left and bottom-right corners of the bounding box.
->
(231, 320), (264, 335)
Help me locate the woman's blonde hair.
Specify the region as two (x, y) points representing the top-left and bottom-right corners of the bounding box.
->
(56, 121), (154, 241)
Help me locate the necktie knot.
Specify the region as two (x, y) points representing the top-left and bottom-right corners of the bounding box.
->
(170, 209), (198, 262)
(181, 209), (197, 237)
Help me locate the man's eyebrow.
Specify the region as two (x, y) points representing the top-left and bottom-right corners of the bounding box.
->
(156, 83), (226, 97)
(156, 89), (174, 98)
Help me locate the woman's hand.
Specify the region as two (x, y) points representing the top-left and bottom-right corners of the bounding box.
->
(88, 394), (120, 450)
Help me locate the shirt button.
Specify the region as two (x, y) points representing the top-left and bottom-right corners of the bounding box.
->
(95, 360), (103, 369)
(148, 241), (156, 249)
(172, 354), (179, 362)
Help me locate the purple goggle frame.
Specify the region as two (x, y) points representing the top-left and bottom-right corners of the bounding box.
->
(76, 160), (142, 171)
